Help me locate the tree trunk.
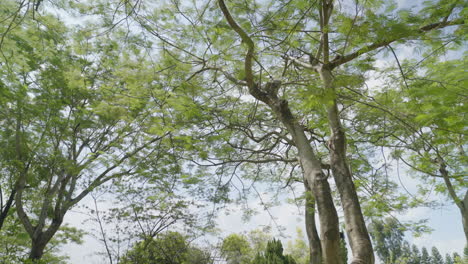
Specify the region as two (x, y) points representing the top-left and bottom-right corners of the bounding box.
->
(270, 98), (343, 264)
(319, 68), (374, 264)
(29, 236), (49, 260)
(28, 220), (62, 261)
(0, 189), (16, 230)
(462, 194), (468, 244)
(440, 161), (468, 244)
(304, 181), (322, 264)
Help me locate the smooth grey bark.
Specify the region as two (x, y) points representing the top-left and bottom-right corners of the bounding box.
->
(304, 181), (322, 264)
(319, 67), (374, 264)
(439, 160), (468, 244)
(272, 91), (342, 264)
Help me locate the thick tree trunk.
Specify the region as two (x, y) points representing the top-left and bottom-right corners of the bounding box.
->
(319, 68), (374, 264)
(271, 99), (342, 264)
(28, 220), (62, 261)
(29, 236), (49, 260)
(304, 181), (322, 264)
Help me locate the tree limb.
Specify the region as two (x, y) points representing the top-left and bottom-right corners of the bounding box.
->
(330, 18), (464, 69)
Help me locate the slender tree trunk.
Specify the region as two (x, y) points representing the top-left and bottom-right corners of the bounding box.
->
(304, 181), (322, 264)
(439, 161), (468, 244)
(461, 196), (468, 244)
(0, 189), (16, 230)
(319, 68), (374, 264)
(462, 194), (468, 244)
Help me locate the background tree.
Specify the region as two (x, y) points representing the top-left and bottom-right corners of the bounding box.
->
(221, 234), (253, 264)
(252, 239), (296, 264)
(421, 247), (431, 264)
(285, 229), (309, 264)
(431, 247), (443, 264)
(369, 218), (405, 263)
(120, 231), (213, 264)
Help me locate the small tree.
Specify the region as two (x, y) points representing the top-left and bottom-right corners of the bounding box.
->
(221, 234), (253, 264)
(251, 239), (296, 264)
(120, 231), (212, 264)
(431, 247), (443, 264)
(421, 247), (431, 264)
(445, 253), (453, 264)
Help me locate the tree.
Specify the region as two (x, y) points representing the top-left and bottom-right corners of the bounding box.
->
(445, 253), (454, 264)
(285, 229), (310, 264)
(221, 234), (253, 264)
(252, 239), (296, 264)
(452, 252), (462, 264)
(0, 4), (201, 260)
(409, 245), (422, 264)
(359, 58), (468, 244)
(120, 231), (212, 264)
(369, 218), (405, 263)
(167, 1), (464, 262)
(421, 247), (431, 264)
(0, 214), (83, 263)
(95, 0), (466, 262)
(431, 247), (443, 264)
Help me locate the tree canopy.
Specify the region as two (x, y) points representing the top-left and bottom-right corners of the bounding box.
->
(0, 0), (466, 263)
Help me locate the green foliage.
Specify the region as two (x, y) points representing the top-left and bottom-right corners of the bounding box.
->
(120, 231), (212, 264)
(421, 247), (431, 264)
(251, 239), (296, 264)
(431, 247), (443, 264)
(221, 234), (253, 264)
(285, 229), (309, 264)
(0, 0), (466, 262)
(0, 215), (83, 263)
(369, 218), (406, 263)
(340, 235), (348, 264)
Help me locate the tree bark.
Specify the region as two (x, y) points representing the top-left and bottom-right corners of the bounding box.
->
(319, 67), (374, 264)
(0, 188), (16, 230)
(29, 236), (49, 260)
(28, 219), (62, 260)
(270, 98), (342, 264)
(439, 161), (468, 244)
(304, 181), (322, 264)
(462, 192), (468, 244)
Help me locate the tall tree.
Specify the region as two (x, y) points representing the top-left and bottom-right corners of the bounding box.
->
(209, 1), (464, 263)
(0, 5), (198, 259)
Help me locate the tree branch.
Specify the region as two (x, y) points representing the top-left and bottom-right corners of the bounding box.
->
(330, 18), (464, 69)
